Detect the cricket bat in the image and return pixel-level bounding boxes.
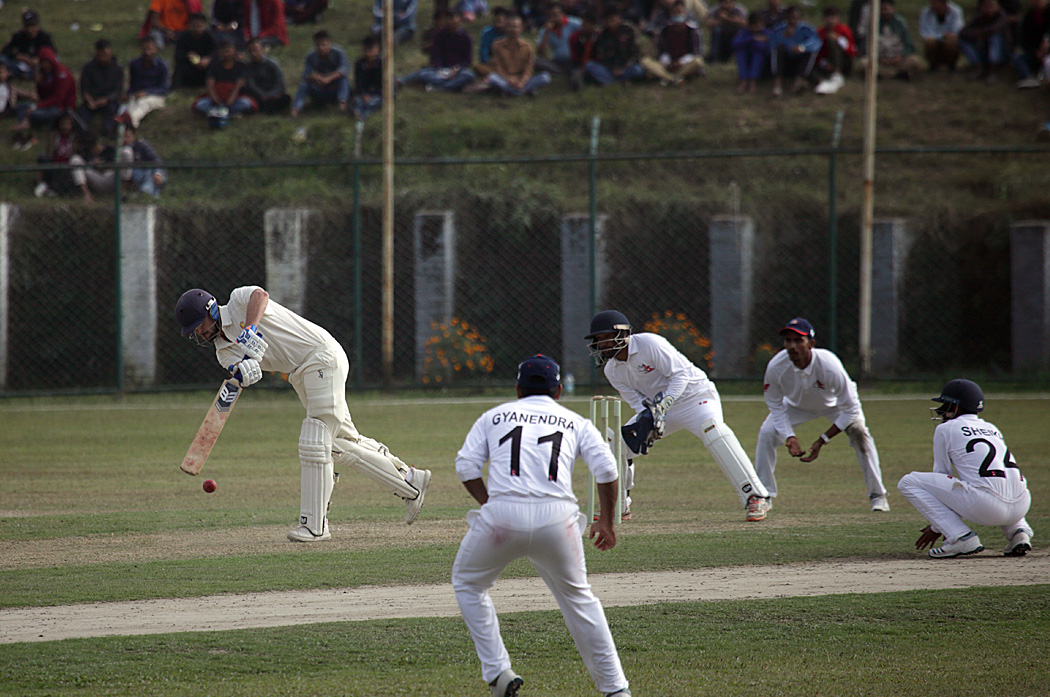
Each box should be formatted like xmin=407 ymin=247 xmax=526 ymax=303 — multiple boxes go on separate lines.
xmin=180 ymin=379 xmax=243 ymax=475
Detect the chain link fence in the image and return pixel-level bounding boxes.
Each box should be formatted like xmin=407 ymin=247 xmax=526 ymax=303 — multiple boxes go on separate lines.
xmin=0 ymin=146 xmax=1047 ymax=395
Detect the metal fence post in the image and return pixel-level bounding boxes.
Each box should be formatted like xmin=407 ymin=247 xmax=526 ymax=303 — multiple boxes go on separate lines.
xmin=588 ymin=115 xmax=600 ymax=386
xmin=353 ymin=120 xmax=364 ymax=389
xmin=114 ymin=122 xmax=125 ymax=392
xmin=828 ymin=110 xmax=843 ymax=354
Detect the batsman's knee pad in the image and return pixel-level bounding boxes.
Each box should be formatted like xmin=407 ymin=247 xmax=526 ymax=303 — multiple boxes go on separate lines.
xmin=699 ymin=418 xmax=768 ymax=502
xmin=299 ymin=417 xmax=335 ymax=535
xmin=332 ymin=436 xmax=419 ymax=500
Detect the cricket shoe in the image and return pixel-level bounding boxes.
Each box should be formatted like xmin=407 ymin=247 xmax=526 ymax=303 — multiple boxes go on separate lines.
xmin=404 ymin=467 xmax=432 ymax=525
xmin=928 ymin=531 xmax=983 ymax=558
xmin=870 ymin=494 xmax=890 ymax=512
xmin=490 ymin=668 xmax=523 ymax=697
xmin=287 ymin=519 xmax=331 ymax=542
xmin=745 ymin=495 xmax=770 ymax=522
xmin=605 ymin=690 xmax=632 ymax=696
xmin=1004 ymin=529 xmax=1032 ymax=557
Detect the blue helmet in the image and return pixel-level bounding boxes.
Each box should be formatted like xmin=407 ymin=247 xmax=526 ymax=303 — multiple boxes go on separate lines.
xmin=176 ymin=289 xmax=220 ymax=346
xmin=931 ymin=378 xmax=984 ymax=421
xmin=585 ymin=310 xmax=631 ymax=367
xmin=517 ymin=354 xmax=561 ymax=394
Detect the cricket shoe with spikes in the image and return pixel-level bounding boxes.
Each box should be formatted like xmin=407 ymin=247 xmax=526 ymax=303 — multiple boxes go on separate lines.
xmin=490 ymin=669 xmax=523 ymax=697
xmin=746 ymin=495 xmax=770 ymax=522
xmin=287 ymin=519 xmax=331 ymax=542
xmin=1004 ymin=529 xmax=1032 ymax=557
xmin=928 ymin=531 xmax=983 ymax=558
xmin=404 ymin=467 xmax=432 ymax=525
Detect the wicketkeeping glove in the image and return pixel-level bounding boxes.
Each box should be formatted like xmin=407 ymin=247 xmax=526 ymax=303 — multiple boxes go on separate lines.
xmin=622 ymin=411 xmax=658 ymax=455
xmin=230 ymin=358 xmax=262 ymax=387
xmin=643 ymin=393 xmax=675 ymax=440
xmin=236 ymin=324 xmax=268 ymax=361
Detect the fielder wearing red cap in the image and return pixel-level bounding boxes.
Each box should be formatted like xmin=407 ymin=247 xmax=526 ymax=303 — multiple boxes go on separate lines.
xmin=755 ymin=317 xmax=890 ymax=512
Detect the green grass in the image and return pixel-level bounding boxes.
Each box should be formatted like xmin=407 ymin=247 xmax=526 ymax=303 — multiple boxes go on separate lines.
xmin=1 ymin=587 xmax=1048 ymax=696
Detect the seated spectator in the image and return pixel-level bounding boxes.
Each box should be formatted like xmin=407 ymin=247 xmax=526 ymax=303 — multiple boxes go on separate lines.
xmin=1 ymin=10 xmax=55 ymax=81
xmin=920 ymin=0 xmax=964 ymax=70
xmin=642 ymin=1 xmax=706 ymax=85
xmin=372 ymin=0 xmax=419 ymax=45
xmin=706 ymin=0 xmax=748 ymax=62
xmin=856 ymin=0 xmax=923 ymax=79
xmin=814 ymin=5 xmax=855 ymax=93
xmin=732 ymin=11 xmax=772 ymax=91
xmin=535 ymin=3 xmax=583 ymax=75
xmin=34 ymin=112 xmax=92 ymax=201
xmin=400 ymin=10 xmax=477 ymax=91
xmin=76 ymin=133 xmax=118 ymax=197
xmin=514 ymin=0 xmax=546 ymax=28
xmin=193 ymin=40 xmax=257 ymax=121
xmin=1014 ymin=0 xmax=1050 ymax=86
xmin=120 ymin=125 xmax=167 ymax=198
xmin=242 ymin=0 xmax=290 ymax=47
xmin=77 ymin=40 xmax=124 ymax=137
xmin=12 ymin=47 xmax=75 ymax=132
xmin=456 ymin=0 xmax=489 ymax=22
xmin=480 ymin=14 xmax=553 ymax=94
xmin=147 ymin=0 xmax=195 ymax=48
xmin=585 ymin=7 xmax=646 ymax=84
xmin=244 ymin=37 xmax=290 ymax=112
xmin=0 ymin=63 xmax=33 ymax=126
xmin=475 ymin=6 xmax=510 ymax=76
xmin=421 ymin=8 xmax=451 ymax=59
xmin=960 ymin=0 xmax=1011 ymax=79
xmin=120 ymin=36 xmax=170 ymax=128
xmin=770 ymin=6 xmax=821 ymax=95
xmin=757 ymin=0 xmax=787 ymax=28
xmin=211 ymin=0 xmax=246 ymax=47
xmin=286 ymin=0 xmax=330 ymax=25
xmin=645 ymin=0 xmax=676 ymax=38
xmin=172 ymin=13 xmax=217 ymax=89
xmin=569 ymin=9 xmax=600 ymax=88
xmin=353 ymin=35 xmax=383 ymax=120
xmin=291 ymin=30 xmax=351 ymax=117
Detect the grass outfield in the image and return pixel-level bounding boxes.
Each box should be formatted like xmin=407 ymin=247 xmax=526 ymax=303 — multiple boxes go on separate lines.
xmin=1 ymin=391 xmax=1047 ymax=694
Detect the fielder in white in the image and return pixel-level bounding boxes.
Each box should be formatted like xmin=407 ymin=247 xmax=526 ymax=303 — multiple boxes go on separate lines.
xmin=585 ymin=310 xmax=771 ymax=522
xmin=756 ymin=317 xmax=889 ymax=512
xmin=175 ymin=286 xmax=431 ymax=542
xmin=452 ymin=354 xmax=631 ymax=697
xmin=898 ymin=378 xmax=1034 ymax=559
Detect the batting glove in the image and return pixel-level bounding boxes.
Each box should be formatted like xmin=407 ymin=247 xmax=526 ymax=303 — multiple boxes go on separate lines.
xmin=230 ymin=358 xmax=262 ymax=387
xmin=236 ymin=325 xmax=268 ymax=361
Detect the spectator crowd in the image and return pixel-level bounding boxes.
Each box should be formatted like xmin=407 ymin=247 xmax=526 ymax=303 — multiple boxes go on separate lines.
xmin=1 ymin=0 xmax=1048 ymax=199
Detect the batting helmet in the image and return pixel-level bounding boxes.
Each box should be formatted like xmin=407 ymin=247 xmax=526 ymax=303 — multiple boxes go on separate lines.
xmin=931 ymin=378 xmax=984 ymax=421
xmin=176 ymin=289 xmax=220 ymax=345
xmin=585 ymin=310 xmax=631 ymax=367
xmin=517 ymin=354 xmax=561 ymax=395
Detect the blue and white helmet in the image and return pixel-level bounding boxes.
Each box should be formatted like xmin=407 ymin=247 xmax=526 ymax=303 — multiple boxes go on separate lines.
xmin=931 ymin=378 xmax=984 ymax=421
xmin=585 ymin=310 xmax=631 ymax=367
xmin=176 ymin=288 xmax=220 ymax=346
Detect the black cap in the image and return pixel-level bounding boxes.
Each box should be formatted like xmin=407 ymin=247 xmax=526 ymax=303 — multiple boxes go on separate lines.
xmin=517 ymin=354 xmax=561 ymax=391
xmin=22 ymin=10 xmax=40 ymax=26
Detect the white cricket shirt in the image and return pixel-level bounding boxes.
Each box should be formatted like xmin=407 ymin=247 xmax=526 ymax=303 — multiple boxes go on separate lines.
xmin=455 ymin=395 xmax=619 ymax=501
xmin=762 ymin=348 xmax=863 ymax=439
xmin=602 ymin=332 xmax=714 ymax=415
xmin=933 ymin=414 xmax=1028 ymax=502
xmin=214 ymin=285 xmax=338 ymax=374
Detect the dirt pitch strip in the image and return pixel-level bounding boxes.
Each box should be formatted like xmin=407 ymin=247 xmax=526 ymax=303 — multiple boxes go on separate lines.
xmin=2 ymin=552 xmax=1047 ymax=644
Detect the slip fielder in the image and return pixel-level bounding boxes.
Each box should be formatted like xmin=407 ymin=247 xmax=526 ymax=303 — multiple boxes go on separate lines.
xmin=898 ymin=378 xmax=1034 ymax=559
xmin=585 ymin=310 xmax=771 ymax=522
xmin=175 ymin=286 xmax=431 ymax=542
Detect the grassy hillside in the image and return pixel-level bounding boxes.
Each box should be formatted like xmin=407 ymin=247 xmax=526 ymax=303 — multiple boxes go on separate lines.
xmin=1 ymin=0 xmax=1048 ymax=212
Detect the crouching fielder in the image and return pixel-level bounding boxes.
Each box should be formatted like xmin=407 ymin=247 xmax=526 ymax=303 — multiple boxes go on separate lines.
xmin=452 ymin=355 xmax=631 ymax=697
xmin=585 ymin=310 xmax=770 ymax=522
xmin=176 ymin=286 xmax=431 ymax=542
xmin=898 ymin=379 xmax=1034 ymax=559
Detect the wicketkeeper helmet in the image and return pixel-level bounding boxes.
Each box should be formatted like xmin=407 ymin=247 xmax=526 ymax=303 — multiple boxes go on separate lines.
xmin=585 ymin=310 xmax=632 ymax=367
xmin=931 ymin=378 xmax=984 ymax=420
xmin=176 ymin=289 xmax=220 ymax=345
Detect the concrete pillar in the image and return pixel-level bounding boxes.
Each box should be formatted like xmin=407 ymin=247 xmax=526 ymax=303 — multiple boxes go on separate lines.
xmin=414 ymin=211 xmax=456 ymax=379
xmin=870 ymin=218 xmax=913 ymax=373
xmin=120 ymin=206 xmax=157 ymax=387
xmin=709 ymin=215 xmax=754 ymax=378
xmin=0 ymin=204 xmax=11 ymax=389
xmin=561 ymin=214 xmax=608 ymax=383
xmin=264 ymin=209 xmax=313 ymax=315
xmin=1010 ymin=221 xmax=1050 ymax=371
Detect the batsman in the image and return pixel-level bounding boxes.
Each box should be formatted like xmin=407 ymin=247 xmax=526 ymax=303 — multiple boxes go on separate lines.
xmin=586 ymin=310 xmax=771 ymax=522
xmin=175 ymin=286 xmax=432 ymax=542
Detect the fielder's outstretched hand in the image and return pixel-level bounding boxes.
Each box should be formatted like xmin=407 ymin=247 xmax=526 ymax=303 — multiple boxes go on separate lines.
xmin=799 ymin=439 xmax=823 ymax=462
xmin=785 ymin=436 xmax=806 ymax=458
xmin=589 ymin=517 xmax=617 ymax=550
xmin=915 ymin=525 xmax=942 ymax=551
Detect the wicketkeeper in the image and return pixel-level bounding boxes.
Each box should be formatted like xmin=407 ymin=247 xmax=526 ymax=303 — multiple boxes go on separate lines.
xmin=175 ymin=286 xmax=431 ymax=542
xmin=586 ymin=310 xmax=771 ymax=522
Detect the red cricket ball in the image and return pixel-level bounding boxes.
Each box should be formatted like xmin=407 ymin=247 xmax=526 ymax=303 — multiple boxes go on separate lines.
xmin=203 ymin=479 xmax=217 ymax=493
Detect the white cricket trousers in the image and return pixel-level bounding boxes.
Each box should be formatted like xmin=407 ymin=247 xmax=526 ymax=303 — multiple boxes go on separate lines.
xmin=623 ymin=393 xmax=768 ymax=504
xmin=755 ymin=406 xmax=886 ymax=499
xmin=897 ymin=471 xmax=1033 ymax=543
xmin=451 ymin=497 xmax=629 ymax=694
